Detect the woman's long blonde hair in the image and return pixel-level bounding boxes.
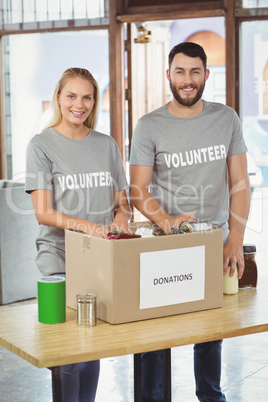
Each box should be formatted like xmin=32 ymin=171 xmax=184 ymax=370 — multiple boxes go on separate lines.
xmin=43 ymin=67 xmax=100 ymax=131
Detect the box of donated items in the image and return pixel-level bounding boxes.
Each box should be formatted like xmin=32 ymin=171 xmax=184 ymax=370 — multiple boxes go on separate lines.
xmin=65 ymin=221 xmax=223 ymax=324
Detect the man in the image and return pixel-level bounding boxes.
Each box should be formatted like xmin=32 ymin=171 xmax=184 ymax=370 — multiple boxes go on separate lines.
xmin=129 ymin=42 xmax=250 ymax=401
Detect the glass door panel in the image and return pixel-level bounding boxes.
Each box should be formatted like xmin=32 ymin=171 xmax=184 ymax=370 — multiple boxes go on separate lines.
xmin=3 ymin=29 xmax=109 ymax=180
xmin=241 ymin=20 xmax=268 ymax=186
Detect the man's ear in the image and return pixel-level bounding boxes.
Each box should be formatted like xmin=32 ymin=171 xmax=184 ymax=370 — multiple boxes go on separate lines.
xmin=166 ymin=69 xmax=170 ymax=81
xmin=205 ymin=68 xmax=210 ymax=82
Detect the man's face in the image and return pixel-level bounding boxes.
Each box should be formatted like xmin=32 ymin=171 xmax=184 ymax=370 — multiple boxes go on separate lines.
xmin=167 ymin=53 xmax=209 ymax=107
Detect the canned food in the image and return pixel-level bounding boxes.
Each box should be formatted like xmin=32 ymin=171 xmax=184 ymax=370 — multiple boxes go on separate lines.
xmin=76 ymin=293 xmax=97 ymax=326
xmin=152 ymin=225 xmax=166 ymax=236
xmin=179 ymin=221 xmax=213 ymax=233
xmin=169 ymin=227 xmax=184 ymax=235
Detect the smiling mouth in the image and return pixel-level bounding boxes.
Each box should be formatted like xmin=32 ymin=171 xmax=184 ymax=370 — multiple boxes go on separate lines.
xmin=71 ymin=111 xmax=84 ymax=116
xmin=181 ymin=87 xmax=196 ymax=92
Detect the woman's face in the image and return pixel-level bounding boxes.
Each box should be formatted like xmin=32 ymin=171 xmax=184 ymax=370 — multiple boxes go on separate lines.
xmin=58 ymin=77 xmax=95 ymax=127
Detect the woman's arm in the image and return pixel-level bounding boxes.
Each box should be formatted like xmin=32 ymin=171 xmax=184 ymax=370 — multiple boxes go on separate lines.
xmin=31 ymin=189 xmax=109 ymax=238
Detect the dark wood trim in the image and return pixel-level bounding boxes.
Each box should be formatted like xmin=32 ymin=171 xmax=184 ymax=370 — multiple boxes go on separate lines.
xmin=118 ymin=2 xmax=224 ymax=23
xmin=235 ymin=15 xmax=240 ymax=117
xmin=109 ymin=0 xmax=126 ymax=163
xmin=122 ymin=1 xmax=223 ymax=14
xmin=235 ymin=15 xmax=268 ymax=22
xmin=224 ymin=0 xmax=236 ymax=111
xmin=126 ymin=23 xmax=133 ymax=160
xmin=117 ymin=9 xmax=224 ymax=23
xmin=127 ymin=0 xmax=219 ymax=5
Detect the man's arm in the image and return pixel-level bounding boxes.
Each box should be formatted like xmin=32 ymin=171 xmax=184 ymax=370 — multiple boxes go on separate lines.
xmin=111 ymin=189 xmax=132 ymax=233
xmin=225 ymin=153 xmax=251 ymax=279
xmin=130 ymin=165 xmax=194 ymax=234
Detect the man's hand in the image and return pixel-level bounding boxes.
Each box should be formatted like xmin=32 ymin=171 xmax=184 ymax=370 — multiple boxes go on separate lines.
xmin=160 ymin=213 xmax=196 ymax=234
xmin=223 ymin=234 xmax=244 ymax=279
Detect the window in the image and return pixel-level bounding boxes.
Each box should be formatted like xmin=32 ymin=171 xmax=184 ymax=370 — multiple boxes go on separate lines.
xmin=1 ymin=0 xmax=106 ymax=25
xmin=240 ymin=20 xmax=268 ymax=185
xmin=3 ymin=30 xmax=109 ymax=180
xmin=242 ymin=0 xmax=268 ymax=8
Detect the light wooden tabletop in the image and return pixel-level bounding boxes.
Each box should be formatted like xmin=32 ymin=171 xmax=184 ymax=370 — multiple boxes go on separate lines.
xmin=1 ymin=278 xmax=268 ymax=369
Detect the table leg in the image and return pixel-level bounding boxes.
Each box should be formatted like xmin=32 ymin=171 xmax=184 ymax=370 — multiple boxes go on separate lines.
xmin=134 ymin=354 xmax=142 ymax=401
xmin=134 ymin=349 xmax=171 ymax=402
xmin=165 ymin=348 xmax=172 ymax=401
xmin=49 ymin=366 xmax=62 ymax=402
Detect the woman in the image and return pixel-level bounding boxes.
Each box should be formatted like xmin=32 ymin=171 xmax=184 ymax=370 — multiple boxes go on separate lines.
xmin=25 ymin=68 xmax=131 ymax=401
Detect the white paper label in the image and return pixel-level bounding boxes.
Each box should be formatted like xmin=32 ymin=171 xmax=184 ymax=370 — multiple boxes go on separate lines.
xmin=140 ymin=246 xmax=205 ymax=309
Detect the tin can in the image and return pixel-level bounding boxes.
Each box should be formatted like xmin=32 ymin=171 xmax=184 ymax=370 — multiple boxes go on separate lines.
xmin=169 ymin=227 xmax=184 ymax=235
xmin=179 ymin=221 xmax=213 ymax=233
xmin=76 ymin=293 xmax=96 ymax=326
xmin=152 ymin=225 xmax=166 ymax=236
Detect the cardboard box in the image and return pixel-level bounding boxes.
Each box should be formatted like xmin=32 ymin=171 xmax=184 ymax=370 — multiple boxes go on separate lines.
xmin=65 ymin=222 xmax=223 ymax=324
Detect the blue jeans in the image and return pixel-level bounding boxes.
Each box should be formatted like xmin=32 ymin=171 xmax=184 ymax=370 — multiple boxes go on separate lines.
xmin=61 ymin=360 xmax=100 ymax=402
xmin=141 ymin=350 xmax=166 ymax=402
xmin=51 ymin=274 xmax=100 ymax=401
xmin=141 ymin=342 xmax=226 ymax=402
xmin=194 ymin=341 xmax=226 ymax=401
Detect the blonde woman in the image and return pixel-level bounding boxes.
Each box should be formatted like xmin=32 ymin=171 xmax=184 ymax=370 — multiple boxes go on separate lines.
xmin=26 ymin=68 xmax=131 ymax=401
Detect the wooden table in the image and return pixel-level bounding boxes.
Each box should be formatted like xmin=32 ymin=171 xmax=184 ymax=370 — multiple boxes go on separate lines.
xmin=1 ymin=279 xmax=268 ymax=401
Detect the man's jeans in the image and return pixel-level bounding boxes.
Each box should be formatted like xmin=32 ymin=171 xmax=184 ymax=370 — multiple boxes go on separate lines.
xmin=141 ymin=341 xmax=226 ymax=402
xmin=194 ymin=341 xmax=226 ymax=401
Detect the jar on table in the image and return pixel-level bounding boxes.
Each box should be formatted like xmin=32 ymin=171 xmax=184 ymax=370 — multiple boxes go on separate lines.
xmin=76 ymin=293 xmax=97 ymax=326
xmin=239 ymin=244 xmax=257 ymax=288
xmin=223 ymin=264 xmax=238 ymax=295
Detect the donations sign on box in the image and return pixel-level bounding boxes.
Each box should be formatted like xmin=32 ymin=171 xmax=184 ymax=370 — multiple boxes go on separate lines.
xmin=140 ymin=246 xmax=205 ymax=309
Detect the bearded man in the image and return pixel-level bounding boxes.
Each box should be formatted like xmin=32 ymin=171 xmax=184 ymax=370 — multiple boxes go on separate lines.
xmin=129 ymin=42 xmax=250 ymax=402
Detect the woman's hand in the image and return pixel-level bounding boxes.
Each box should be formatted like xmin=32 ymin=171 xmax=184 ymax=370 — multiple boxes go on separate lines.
xmin=110 ymin=221 xmax=133 ymax=234
xmin=85 ymin=223 xmax=110 ymax=238
xmin=111 ymin=212 xmax=134 ymax=234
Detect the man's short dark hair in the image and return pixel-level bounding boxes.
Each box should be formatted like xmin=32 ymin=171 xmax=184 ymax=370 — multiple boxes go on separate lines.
xmin=168 ymin=42 xmax=207 ymax=71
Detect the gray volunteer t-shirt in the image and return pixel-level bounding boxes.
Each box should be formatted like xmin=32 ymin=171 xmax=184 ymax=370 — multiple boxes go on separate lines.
xmin=26 ymin=128 xmax=128 ymax=275
xmin=130 ymin=100 xmax=247 ymax=240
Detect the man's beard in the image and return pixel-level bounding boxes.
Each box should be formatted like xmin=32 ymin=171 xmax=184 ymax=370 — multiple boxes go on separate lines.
xmin=169 ymin=79 xmax=205 ymax=107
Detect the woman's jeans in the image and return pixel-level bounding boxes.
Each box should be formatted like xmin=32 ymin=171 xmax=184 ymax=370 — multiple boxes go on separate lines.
xmin=61 ymin=360 xmax=100 ymax=402
xmin=141 ymin=341 xmax=226 ymax=402
xmin=51 ymin=274 xmax=100 ymax=402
